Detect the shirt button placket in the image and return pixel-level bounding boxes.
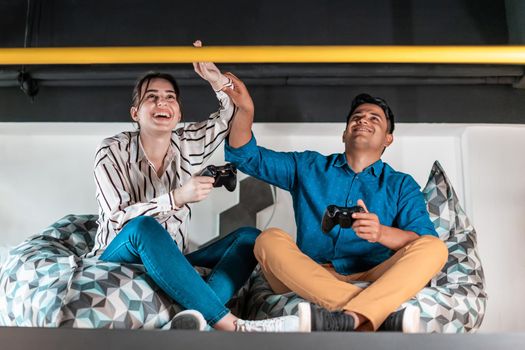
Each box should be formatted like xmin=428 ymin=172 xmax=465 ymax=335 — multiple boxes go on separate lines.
xmin=346 ymin=173 xmax=357 ymax=207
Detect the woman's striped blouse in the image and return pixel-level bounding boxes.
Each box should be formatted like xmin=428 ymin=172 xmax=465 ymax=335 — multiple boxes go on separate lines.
xmin=89 ymin=91 xmax=235 ymax=257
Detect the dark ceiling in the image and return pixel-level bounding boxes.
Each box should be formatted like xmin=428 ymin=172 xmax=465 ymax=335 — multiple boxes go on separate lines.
xmin=1 ymin=0 xmax=524 ymax=123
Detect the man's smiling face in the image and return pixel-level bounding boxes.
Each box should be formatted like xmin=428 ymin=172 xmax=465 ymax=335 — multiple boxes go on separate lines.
xmin=343 ymin=103 xmax=393 ymax=153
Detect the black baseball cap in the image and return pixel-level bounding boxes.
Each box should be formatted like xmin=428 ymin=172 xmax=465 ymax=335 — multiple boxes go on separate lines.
xmin=346 ymin=93 xmax=395 ymax=133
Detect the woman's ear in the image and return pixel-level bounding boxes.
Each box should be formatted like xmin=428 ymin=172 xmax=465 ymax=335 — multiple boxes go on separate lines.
xmin=130 ymin=106 xmax=138 ymax=121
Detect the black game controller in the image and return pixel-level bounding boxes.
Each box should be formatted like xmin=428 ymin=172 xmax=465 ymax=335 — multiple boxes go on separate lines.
xmin=321 ymin=205 xmax=366 ymax=233
xmin=197 ymin=163 xmax=237 ymax=192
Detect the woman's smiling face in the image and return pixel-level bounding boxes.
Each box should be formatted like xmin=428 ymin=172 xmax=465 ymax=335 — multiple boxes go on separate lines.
xmin=131 ymin=78 xmax=181 ymax=135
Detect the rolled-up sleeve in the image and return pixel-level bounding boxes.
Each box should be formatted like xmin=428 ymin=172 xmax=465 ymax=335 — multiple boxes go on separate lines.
xmin=178 ymin=90 xmax=235 ymax=171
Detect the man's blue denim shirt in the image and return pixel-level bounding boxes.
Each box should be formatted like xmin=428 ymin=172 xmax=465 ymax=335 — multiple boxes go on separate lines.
xmin=225 ymin=135 xmax=438 ymax=275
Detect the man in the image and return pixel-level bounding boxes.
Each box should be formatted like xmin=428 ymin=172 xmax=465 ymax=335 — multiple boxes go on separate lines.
xmin=222 ymin=73 xmax=448 ymax=332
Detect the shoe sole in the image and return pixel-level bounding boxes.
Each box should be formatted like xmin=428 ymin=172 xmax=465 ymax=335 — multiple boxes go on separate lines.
xmin=297 ymin=302 xmax=312 ymax=333
xmin=172 ymin=309 xmax=207 ymax=331
xmin=402 ymin=305 xmax=421 ymax=333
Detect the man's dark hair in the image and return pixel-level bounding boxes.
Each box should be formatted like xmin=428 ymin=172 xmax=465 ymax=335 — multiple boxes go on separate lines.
xmin=346 ymin=93 xmax=395 ymax=134
xmin=132 ymin=72 xmax=182 ymax=111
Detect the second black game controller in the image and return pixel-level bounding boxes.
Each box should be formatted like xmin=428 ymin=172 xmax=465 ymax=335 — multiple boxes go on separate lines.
xmin=321 ymin=205 xmax=365 ymax=233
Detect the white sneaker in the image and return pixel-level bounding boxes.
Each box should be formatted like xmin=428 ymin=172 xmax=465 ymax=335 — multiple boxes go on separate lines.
xmin=167 ymin=309 xmax=207 ymax=331
xmin=235 ymin=315 xmax=310 ymax=332
xmin=400 ymin=305 xmax=421 ymax=333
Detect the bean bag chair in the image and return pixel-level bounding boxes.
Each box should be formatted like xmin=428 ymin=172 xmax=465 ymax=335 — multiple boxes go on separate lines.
xmin=0 ymin=215 xmax=187 ymax=328
xmin=238 ymin=161 xmax=487 ymax=333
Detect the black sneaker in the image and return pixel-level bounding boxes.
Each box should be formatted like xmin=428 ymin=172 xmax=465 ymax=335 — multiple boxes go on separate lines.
xmin=298 ymin=302 xmax=356 ymax=332
xmin=378 ymin=305 xmax=420 ymax=333
xmin=167 ymin=310 xmax=207 ymax=330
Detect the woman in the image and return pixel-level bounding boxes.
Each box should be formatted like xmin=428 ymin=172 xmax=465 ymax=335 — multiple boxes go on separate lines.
xmin=90 ymin=50 xmax=307 ymax=332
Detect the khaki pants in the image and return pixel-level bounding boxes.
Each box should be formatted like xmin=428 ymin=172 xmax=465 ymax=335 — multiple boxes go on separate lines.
xmin=254 ymin=228 xmax=448 ymax=330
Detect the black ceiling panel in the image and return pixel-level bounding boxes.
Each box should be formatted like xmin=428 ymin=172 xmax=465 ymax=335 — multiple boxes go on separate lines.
xmin=0 ymin=0 xmax=523 ymax=124
xmin=0 ymin=0 xmax=510 ymax=47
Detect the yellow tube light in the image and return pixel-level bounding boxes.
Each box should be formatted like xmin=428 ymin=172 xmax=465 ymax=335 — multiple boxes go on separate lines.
xmin=1 ymin=46 xmax=525 ymax=65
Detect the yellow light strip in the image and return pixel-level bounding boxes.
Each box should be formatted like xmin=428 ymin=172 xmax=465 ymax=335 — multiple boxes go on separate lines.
xmin=1 ymin=46 xmax=525 ymax=65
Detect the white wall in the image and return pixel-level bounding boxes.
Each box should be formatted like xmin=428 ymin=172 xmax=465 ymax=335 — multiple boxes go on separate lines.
xmin=462 ymin=126 xmax=525 ymax=332
xmin=1 ymin=122 xmax=524 ymax=332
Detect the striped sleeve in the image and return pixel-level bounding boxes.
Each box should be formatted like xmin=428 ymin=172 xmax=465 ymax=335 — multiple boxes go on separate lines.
xmin=180 ymin=90 xmax=236 ymax=168
xmin=94 ymin=146 xmax=180 ymax=232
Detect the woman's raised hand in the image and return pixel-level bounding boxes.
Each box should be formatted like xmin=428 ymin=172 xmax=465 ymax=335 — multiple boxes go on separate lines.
xmin=193 ymin=40 xmax=232 ymax=91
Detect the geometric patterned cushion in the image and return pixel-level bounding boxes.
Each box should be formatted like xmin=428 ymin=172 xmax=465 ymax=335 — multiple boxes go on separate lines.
xmin=0 ymin=235 xmax=79 ymax=327
xmin=56 ymin=258 xmax=183 ymax=328
xmin=38 ymin=215 xmax=99 ymax=257
xmin=418 ymin=161 xmax=486 ymax=332
xmin=237 ymin=161 xmax=487 ymax=333
xmin=0 ymin=215 xmax=184 ymax=328
xmin=423 ymin=161 xmax=486 ymax=290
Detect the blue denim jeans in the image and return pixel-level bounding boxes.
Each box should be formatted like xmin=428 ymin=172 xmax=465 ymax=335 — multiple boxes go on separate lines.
xmin=100 ymin=216 xmax=260 ymax=326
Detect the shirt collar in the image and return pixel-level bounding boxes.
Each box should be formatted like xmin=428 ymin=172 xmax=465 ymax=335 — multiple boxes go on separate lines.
xmin=334 ymin=153 xmax=383 ymax=178
xmin=164 ymin=139 xmax=177 ymax=163
xmin=129 ymin=133 xmax=143 ymax=163
xmin=334 ymin=153 xmax=348 ymax=168
xmin=366 ymin=159 xmax=384 ymax=177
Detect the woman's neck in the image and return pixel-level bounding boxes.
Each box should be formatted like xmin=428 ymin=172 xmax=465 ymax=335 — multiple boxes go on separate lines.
xmin=139 ymin=131 xmax=171 ymax=172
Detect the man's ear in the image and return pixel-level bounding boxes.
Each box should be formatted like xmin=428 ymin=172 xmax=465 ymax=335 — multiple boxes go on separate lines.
xmin=342 ymin=129 xmax=347 ymax=143
xmin=130 ymin=106 xmax=138 ymax=121
xmin=384 ymin=133 xmax=394 ymax=148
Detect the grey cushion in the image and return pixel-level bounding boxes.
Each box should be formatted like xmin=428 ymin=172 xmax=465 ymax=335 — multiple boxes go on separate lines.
xmin=0 ymin=215 xmax=184 ymax=328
